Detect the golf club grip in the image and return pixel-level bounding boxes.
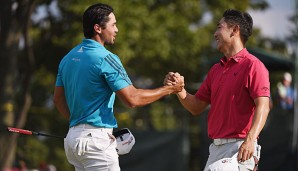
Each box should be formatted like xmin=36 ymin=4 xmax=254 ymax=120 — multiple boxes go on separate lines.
xmin=7 ymin=127 xmax=34 ymax=135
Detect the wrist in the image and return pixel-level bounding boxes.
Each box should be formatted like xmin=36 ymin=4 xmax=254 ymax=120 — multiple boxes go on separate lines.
xmin=176 ymin=88 xmax=187 ymax=99
xmin=163 ymin=85 xmax=177 ymax=95
xmin=245 ymin=132 xmax=257 ymax=142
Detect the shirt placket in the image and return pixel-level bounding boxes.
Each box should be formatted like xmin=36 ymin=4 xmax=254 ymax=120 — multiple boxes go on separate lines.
xmin=213 ymin=61 xmax=231 ymax=99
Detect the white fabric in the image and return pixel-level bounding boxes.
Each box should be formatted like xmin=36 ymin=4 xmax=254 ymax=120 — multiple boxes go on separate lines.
xmin=64 ymin=124 xmax=120 ymax=171
xmin=207 ymin=154 xmax=239 ymax=171
xmin=114 ymin=128 xmax=135 ymax=155
xmin=204 ymin=141 xmax=261 ymax=171
xmin=213 ymin=138 xmax=240 ymax=145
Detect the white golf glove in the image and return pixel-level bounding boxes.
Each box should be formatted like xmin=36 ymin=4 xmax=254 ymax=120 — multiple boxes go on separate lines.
xmin=75 ymin=138 xmax=90 ymax=156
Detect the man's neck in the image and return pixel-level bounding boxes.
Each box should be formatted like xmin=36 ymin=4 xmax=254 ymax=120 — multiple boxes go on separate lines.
xmin=91 ymin=35 xmax=105 ymax=46
xmin=224 ymin=41 xmax=245 ymax=59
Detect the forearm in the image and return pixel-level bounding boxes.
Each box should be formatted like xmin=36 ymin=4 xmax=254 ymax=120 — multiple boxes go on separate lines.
xmin=238 ymin=97 xmax=270 ymax=162
xmin=176 ymin=89 xmax=208 ymax=115
xmin=117 ymin=85 xmax=178 ymax=108
xmin=129 ymin=86 xmax=175 ymax=107
xmin=55 ymin=100 xmax=70 ymax=119
xmin=246 ymin=98 xmax=270 ymax=141
xmin=53 ymin=87 xmax=70 ymax=119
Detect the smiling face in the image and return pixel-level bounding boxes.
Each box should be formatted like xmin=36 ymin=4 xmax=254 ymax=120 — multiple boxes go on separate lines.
xmin=96 ymin=12 xmax=118 ymax=45
xmin=214 ymin=18 xmax=234 ymax=54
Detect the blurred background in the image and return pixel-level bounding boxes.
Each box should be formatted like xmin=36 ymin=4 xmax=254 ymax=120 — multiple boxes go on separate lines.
xmin=0 ymin=0 xmax=297 ymax=170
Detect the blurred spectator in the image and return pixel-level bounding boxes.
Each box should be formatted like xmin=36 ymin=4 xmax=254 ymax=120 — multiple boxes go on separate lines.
xmin=19 ymin=160 xmax=27 ymax=171
xmin=276 ymin=72 xmax=294 ymax=110
xmin=39 ymin=162 xmax=56 ymax=171
xmin=3 ymin=160 xmax=27 ymax=171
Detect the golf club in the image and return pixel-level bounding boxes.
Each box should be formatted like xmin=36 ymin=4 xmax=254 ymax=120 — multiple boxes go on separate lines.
xmin=7 ymin=127 xmax=65 ymax=139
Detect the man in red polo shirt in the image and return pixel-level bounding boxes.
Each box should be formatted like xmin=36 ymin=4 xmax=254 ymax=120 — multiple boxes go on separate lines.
xmin=164 ymin=9 xmax=270 ymax=171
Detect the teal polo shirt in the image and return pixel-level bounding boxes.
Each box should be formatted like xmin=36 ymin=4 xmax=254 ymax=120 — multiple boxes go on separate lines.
xmin=55 ymin=39 xmax=132 ymax=128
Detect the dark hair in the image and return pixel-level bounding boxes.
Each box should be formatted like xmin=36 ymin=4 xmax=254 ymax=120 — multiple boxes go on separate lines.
xmin=83 ymin=3 xmax=114 ymax=38
xmin=223 ymin=9 xmax=253 ymax=44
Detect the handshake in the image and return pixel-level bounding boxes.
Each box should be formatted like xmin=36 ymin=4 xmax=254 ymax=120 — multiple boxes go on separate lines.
xmin=163 ymin=72 xmax=185 ymax=94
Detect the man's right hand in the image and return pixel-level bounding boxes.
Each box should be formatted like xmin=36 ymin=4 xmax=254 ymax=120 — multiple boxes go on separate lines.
xmin=164 ymin=72 xmax=185 ymax=94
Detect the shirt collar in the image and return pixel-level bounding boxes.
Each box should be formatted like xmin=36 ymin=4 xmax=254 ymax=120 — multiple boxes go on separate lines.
xmin=82 ymin=38 xmax=104 ymax=48
xmin=220 ymin=48 xmax=248 ymax=66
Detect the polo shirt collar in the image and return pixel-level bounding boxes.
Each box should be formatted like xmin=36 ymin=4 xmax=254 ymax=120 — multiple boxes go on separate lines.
xmin=82 ymin=38 xmax=105 ymax=48
xmin=220 ymin=48 xmax=248 ymax=65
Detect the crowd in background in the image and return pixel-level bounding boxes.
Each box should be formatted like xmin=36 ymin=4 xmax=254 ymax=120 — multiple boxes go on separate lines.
xmin=275 ymin=72 xmax=295 ymax=111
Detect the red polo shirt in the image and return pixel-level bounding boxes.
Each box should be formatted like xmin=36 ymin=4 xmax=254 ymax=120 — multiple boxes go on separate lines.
xmin=195 ymin=48 xmax=270 ymax=139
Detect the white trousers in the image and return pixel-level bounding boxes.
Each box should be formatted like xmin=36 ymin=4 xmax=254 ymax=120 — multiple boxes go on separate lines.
xmin=204 ymin=140 xmax=261 ymax=171
xmin=64 ymin=124 xmax=120 ymax=171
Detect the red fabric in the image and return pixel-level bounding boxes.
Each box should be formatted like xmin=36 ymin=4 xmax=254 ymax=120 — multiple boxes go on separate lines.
xmin=196 ymin=48 xmax=270 ymax=139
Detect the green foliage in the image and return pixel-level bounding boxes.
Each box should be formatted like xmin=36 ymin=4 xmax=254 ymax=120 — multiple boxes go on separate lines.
xmin=113 ymin=0 xmax=206 ymax=80
xmin=30 ymin=67 xmax=56 ymax=106
xmin=150 ymin=101 xmax=180 ymax=130
xmin=206 ymin=0 xmax=250 ymax=20
xmin=49 ymin=146 xmax=73 ymax=170
xmin=18 ymin=137 xmax=49 ymax=168
xmin=249 ymin=0 xmax=269 ymax=10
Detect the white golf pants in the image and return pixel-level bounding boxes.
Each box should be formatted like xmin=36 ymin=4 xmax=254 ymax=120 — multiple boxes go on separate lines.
xmin=64 ymin=124 xmax=120 ymax=171
xmin=204 ymin=139 xmax=261 ymax=171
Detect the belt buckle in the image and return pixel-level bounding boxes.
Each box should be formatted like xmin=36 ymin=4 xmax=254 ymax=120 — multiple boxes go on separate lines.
xmin=214 ymin=139 xmax=222 ymax=145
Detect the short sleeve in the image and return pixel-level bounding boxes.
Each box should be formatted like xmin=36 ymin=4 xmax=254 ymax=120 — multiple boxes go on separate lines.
xmin=101 ymin=54 xmax=132 ymax=92
xmin=246 ymin=60 xmax=270 ymax=99
xmin=55 ymin=64 xmax=64 ymax=87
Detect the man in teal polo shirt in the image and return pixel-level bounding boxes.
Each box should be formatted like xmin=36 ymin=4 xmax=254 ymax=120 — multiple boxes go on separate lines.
xmin=53 ymin=3 xmax=184 ymax=171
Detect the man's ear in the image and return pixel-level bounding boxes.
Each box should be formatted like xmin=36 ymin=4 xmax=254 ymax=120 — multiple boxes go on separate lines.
xmin=231 ymin=25 xmax=240 ymax=37
xmin=94 ymin=24 xmax=102 ymax=34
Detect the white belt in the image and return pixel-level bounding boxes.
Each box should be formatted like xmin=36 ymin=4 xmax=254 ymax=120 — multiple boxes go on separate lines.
xmin=70 ymin=124 xmax=113 ymax=133
xmin=213 ymin=138 xmax=242 ymax=145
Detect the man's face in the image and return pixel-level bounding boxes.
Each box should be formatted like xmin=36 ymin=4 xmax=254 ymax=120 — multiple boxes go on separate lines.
xmin=283 ymin=79 xmax=291 ymax=87
xmin=101 ymin=13 xmax=118 ymax=45
xmin=214 ymin=18 xmax=233 ymax=53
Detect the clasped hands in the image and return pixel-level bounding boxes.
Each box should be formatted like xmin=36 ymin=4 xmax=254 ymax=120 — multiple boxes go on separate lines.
xmin=164 ymin=72 xmax=185 ymax=94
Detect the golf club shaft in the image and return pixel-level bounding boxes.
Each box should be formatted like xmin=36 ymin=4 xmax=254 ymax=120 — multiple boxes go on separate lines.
xmin=7 ymin=127 xmax=64 ymax=139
